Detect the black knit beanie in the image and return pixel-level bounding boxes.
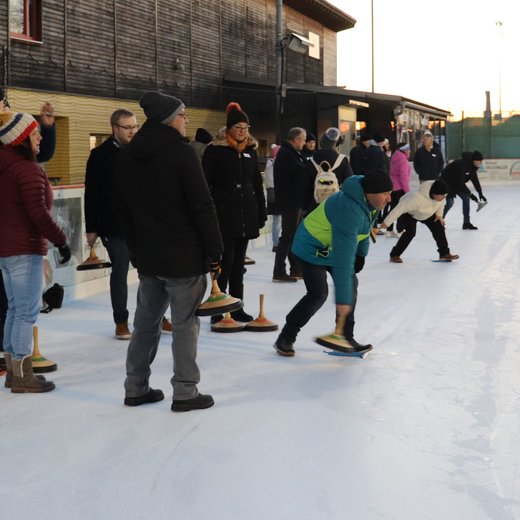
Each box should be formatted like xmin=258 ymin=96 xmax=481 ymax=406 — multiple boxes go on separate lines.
xmin=226 ymin=102 xmax=249 ymax=129
xmin=140 ymin=91 xmax=185 ymax=124
xmin=472 ymin=150 xmax=483 ymax=161
xmin=429 ymin=179 xmax=448 ymax=197
xmin=195 ymin=128 xmax=213 ymax=144
xmin=362 ymin=170 xmax=393 ymax=193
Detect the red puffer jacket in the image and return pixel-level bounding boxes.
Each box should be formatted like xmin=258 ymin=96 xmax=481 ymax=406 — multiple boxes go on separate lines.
xmin=0 ymin=146 xmax=66 ymax=256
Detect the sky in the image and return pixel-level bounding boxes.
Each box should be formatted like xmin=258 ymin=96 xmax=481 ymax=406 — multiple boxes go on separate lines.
xmin=3 ymin=182 xmax=520 ymax=520
xmin=329 ymin=0 xmax=520 ymax=120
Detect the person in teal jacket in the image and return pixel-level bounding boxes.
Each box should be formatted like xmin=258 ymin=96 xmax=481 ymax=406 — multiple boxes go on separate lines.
xmin=274 ymin=171 xmax=393 ymax=357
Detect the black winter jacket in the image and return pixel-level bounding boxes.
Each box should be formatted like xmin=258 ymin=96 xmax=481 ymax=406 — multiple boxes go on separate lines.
xmin=274 ymin=141 xmax=308 ymax=211
xmin=413 ymin=143 xmax=444 ymax=181
xmin=440 ymin=152 xmax=483 ymax=198
xmin=115 ymin=121 xmax=223 ymax=278
xmin=84 ymin=137 xmax=123 ymax=237
xmin=202 ymin=128 xmax=266 ymax=240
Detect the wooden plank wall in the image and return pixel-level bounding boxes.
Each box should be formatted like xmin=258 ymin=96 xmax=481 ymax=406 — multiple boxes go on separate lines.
xmin=3 ymin=1 xmax=336 ymax=106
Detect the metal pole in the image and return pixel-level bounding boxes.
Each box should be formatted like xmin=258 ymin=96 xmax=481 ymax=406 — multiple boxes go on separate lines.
xmin=371 ymin=0 xmax=374 ymax=93
xmin=496 ymin=21 xmax=503 ymax=118
xmin=275 ymin=0 xmax=283 ymax=144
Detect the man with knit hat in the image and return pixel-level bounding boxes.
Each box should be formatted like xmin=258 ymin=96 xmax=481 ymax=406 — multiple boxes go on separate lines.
xmin=381 ymin=179 xmax=459 ymax=263
xmin=115 ymin=91 xmax=223 ymax=412
xmin=440 ymin=150 xmax=487 ymax=230
xmin=274 ymin=171 xmax=392 ymax=357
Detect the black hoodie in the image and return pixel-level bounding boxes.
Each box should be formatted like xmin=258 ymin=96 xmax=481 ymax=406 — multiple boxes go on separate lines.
xmin=440 ymin=152 xmax=483 ymax=198
xmin=115 ymin=121 xmax=223 ymax=278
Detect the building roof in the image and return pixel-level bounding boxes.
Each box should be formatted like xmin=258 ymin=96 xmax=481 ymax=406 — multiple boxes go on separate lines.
xmin=284 ymin=0 xmax=356 ymax=32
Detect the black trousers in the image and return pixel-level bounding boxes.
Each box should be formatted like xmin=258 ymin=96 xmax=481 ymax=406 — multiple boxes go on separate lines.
xmin=101 ymin=235 xmax=130 ymax=324
xmin=280 ymin=259 xmax=358 ymax=341
xmin=273 ymin=208 xmax=301 ymax=276
xmin=219 ymin=237 xmax=249 ymax=300
xmin=390 ymin=213 xmax=449 ymax=258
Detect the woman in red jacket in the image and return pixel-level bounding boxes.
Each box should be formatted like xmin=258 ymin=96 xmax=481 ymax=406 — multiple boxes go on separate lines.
xmin=0 ymin=111 xmax=70 ymax=393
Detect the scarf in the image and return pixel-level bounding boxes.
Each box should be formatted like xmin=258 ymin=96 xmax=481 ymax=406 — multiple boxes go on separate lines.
xmin=226 ymin=131 xmax=248 ymax=153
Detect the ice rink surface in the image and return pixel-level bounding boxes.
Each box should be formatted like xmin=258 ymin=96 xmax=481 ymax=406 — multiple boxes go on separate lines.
xmin=2 ymin=184 xmax=520 ymax=520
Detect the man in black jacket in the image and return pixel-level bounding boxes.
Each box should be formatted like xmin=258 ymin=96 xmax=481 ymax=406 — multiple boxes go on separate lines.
xmin=116 ymin=91 xmax=223 ymax=412
xmin=440 ymin=151 xmax=486 ymax=230
xmin=273 ymin=127 xmax=308 ymax=282
xmin=413 ymin=131 xmax=445 ymax=183
xmin=84 ymin=109 xmax=142 ymax=340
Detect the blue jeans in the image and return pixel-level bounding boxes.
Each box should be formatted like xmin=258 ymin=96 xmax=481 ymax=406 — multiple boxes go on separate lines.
xmin=101 ymin=235 xmax=130 ymax=324
xmin=444 ymin=192 xmax=470 ymax=223
xmin=124 ymin=273 xmax=207 ymax=400
xmin=0 ymin=255 xmax=43 ymax=359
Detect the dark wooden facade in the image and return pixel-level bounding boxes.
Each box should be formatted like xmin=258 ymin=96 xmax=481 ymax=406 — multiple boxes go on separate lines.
xmin=0 ymin=1 xmax=353 ymax=111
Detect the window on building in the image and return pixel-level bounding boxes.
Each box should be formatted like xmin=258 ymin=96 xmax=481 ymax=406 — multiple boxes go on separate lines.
xmin=9 ymin=0 xmax=42 ymax=42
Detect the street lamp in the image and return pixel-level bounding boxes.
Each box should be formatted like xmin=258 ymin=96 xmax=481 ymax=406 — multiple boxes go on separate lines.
xmin=274 ymin=0 xmax=312 ymax=143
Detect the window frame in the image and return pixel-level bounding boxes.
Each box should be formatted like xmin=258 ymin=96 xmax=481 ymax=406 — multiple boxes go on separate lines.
xmin=9 ymin=0 xmax=42 ymax=43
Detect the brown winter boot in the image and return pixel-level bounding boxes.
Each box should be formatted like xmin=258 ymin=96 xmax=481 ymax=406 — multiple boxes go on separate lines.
xmin=4 ymin=352 xmax=46 ymax=389
xmin=11 ymin=355 xmax=55 ymax=393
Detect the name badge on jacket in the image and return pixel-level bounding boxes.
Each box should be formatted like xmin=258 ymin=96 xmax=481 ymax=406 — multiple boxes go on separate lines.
xmin=243 ymin=153 xmax=251 ymax=158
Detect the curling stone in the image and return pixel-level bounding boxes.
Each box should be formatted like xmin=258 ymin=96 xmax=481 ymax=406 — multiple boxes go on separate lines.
xmin=196 ymin=276 xmax=243 ymax=317
xmin=210 ymin=312 xmax=245 ymax=333
xmin=76 ymin=245 xmax=111 ymax=271
xmin=32 ymin=326 xmax=58 ymax=373
xmin=315 ymin=314 xmax=354 ymax=353
xmin=244 ymin=294 xmax=278 ymax=332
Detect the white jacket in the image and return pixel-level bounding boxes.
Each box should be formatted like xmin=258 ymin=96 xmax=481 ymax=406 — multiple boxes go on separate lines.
xmin=383 ymin=180 xmax=445 ymax=226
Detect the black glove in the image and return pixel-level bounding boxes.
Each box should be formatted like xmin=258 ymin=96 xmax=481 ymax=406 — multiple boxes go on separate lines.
xmin=470 ymin=194 xmax=479 ymax=203
xmin=354 ymin=255 xmax=365 ymax=274
xmin=205 ymin=258 xmax=222 ymax=280
xmin=56 ymin=244 xmax=71 ymax=264
xmin=480 ymin=195 xmax=487 ymax=202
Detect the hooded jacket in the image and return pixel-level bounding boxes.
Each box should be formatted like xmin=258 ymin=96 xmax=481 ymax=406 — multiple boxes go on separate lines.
xmin=115 ymin=121 xmax=223 ymax=278
xmin=440 ymin=152 xmax=483 ymax=197
xmin=0 ymin=146 xmax=66 ymax=257
xmin=202 ymin=128 xmax=266 ymax=239
xmin=383 ymin=180 xmax=445 ymax=226
xmin=291 ymin=176 xmax=376 ymax=305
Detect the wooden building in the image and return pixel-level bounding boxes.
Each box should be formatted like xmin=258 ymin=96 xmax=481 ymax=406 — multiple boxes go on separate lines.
xmin=0 ymin=0 xmax=356 ymax=184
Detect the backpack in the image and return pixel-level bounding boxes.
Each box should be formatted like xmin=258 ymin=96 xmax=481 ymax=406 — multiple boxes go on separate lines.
xmin=311 ymin=154 xmax=345 ymax=203
xmin=41 ymin=283 xmax=64 ymax=314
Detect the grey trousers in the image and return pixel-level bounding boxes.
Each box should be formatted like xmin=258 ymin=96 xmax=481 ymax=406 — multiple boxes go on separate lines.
xmin=124 ymin=273 xmax=207 ymax=400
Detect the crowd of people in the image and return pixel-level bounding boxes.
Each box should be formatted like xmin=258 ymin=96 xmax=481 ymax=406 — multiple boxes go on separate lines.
xmin=0 ymin=89 xmax=488 ymax=411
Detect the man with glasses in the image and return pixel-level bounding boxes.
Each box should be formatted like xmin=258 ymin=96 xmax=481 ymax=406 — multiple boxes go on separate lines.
xmin=84 ymin=109 xmax=172 ymax=339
